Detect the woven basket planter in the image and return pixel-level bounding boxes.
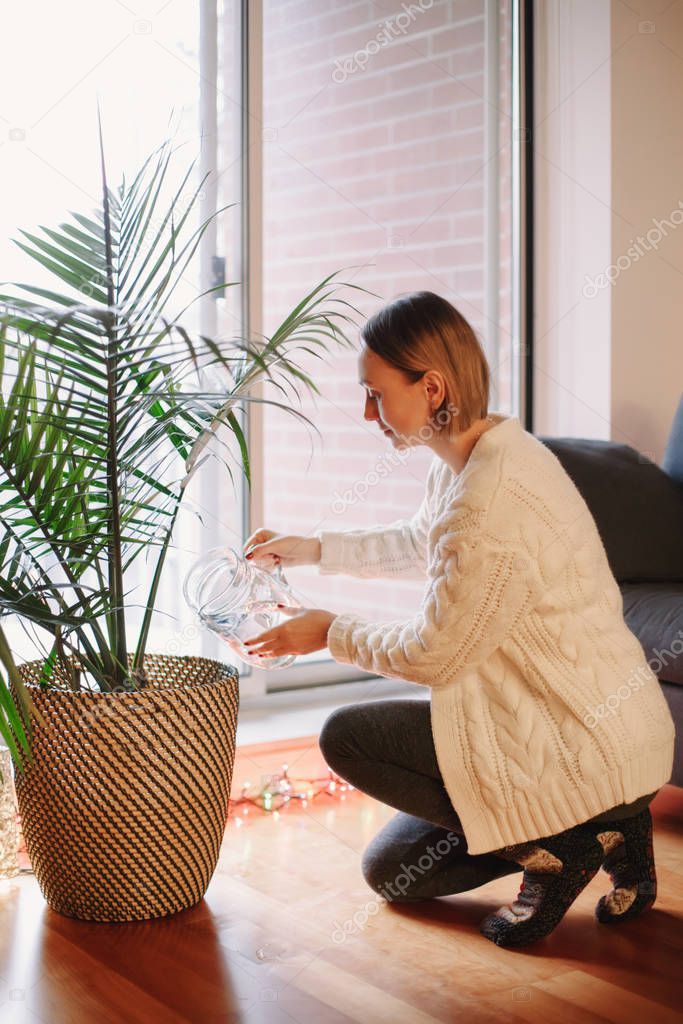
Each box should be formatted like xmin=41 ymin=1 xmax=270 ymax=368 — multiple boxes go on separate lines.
xmin=11 ymin=654 xmax=239 ymax=923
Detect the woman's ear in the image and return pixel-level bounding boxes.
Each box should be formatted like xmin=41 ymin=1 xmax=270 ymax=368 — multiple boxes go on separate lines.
xmin=423 ymin=370 xmax=445 ymax=408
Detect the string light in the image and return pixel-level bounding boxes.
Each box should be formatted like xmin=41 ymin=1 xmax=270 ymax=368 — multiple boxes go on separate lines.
xmin=229 ymin=765 xmax=355 ymax=819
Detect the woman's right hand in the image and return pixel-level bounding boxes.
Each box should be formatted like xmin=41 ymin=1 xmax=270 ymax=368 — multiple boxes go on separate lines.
xmin=242 ymin=529 xmax=321 ymax=569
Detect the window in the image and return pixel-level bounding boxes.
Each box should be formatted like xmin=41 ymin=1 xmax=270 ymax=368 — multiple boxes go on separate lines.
xmin=228 ymin=0 xmax=522 ymax=694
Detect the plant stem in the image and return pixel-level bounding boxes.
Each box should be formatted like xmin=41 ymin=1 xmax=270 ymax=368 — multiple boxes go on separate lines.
xmin=98 ymin=109 xmax=128 ymax=689
xmin=132 ymin=494 xmax=182 ymax=678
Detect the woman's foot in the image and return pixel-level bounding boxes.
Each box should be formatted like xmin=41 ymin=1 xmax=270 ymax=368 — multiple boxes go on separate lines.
xmin=579 ymin=807 xmax=657 ymax=924
xmin=478 ymin=826 xmax=604 ymax=948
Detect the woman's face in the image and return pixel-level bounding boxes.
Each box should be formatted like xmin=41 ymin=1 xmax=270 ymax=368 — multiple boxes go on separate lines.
xmin=358 ymin=346 xmax=435 ymax=448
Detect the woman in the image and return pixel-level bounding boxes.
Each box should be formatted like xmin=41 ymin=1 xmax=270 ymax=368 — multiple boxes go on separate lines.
xmin=242 ymin=290 xmax=675 ymax=948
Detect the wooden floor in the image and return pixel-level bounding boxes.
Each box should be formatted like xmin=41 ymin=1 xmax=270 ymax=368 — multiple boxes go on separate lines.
xmin=1 ymin=735 xmax=682 ymax=1024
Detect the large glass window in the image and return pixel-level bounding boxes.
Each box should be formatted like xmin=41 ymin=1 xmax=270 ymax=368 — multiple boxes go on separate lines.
xmin=251 ymin=0 xmax=517 ymax=689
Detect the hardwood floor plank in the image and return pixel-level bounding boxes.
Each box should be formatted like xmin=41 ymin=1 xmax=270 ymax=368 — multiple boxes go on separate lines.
xmin=533 ymin=969 xmax=683 ymax=1024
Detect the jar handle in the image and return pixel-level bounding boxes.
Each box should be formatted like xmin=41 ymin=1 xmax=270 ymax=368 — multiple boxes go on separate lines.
xmin=271 ymin=558 xmax=300 ymax=606
xmin=260 ymin=556 xmax=299 ymax=605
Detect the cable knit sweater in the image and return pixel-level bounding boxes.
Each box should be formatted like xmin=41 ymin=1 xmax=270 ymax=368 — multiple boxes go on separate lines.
xmin=314 ymin=415 xmax=676 ymax=855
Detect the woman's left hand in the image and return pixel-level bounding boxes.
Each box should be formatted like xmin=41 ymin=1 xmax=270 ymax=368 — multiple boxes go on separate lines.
xmin=243 ymin=606 xmax=337 ymax=659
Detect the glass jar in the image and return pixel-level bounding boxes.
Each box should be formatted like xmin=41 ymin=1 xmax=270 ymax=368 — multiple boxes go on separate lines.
xmin=183 ymin=546 xmax=302 ymax=669
xmin=0 ymin=746 xmax=19 ymax=880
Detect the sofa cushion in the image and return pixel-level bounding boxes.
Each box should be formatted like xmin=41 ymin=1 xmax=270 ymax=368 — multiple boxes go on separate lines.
xmin=621 ymin=583 xmax=683 ymax=685
xmin=540 ymin=438 xmax=683 ymax=583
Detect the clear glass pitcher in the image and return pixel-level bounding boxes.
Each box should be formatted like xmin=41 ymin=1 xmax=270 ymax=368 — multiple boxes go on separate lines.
xmin=183 ymin=546 xmax=302 ymax=669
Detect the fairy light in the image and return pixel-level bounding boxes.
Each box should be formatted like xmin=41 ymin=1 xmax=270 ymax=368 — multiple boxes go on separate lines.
xmin=229 ymin=763 xmax=355 ymax=819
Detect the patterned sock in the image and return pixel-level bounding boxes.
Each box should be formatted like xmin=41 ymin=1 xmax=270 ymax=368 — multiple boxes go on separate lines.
xmin=578 ymin=807 xmax=657 ymax=924
xmin=478 ymin=825 xmax=604 ymax=948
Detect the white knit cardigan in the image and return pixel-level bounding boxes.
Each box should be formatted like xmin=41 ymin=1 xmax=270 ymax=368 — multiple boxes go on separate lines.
xmin=315 ymin=415 xmax=676 ymax=855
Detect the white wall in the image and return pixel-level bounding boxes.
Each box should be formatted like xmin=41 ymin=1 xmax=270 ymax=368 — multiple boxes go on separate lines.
xmin=533 ymin=0 xmax=612 ymax=440
xmin=610 ymin=0 xmax=683 ymax=462
xmin=534 ymin=0 xmax=683 ymax=462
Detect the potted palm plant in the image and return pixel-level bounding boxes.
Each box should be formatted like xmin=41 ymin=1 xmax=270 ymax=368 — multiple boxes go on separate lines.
xmin=0 ymin=121 xmax=368 ymax=921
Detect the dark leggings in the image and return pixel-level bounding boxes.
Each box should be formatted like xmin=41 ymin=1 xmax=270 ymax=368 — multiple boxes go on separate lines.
xmin=318 ymin=698 xmax=658 ymax=902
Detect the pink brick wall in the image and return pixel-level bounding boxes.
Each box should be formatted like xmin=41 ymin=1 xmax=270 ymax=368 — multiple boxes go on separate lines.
xmin=258 ymin=0 xmax=514 ymax=637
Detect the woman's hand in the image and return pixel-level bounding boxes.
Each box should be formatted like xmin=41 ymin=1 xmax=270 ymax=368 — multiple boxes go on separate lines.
xmin=243 ymin=529 xmax=321 ymax=569
xmin=243 ymin=606 xmax=336 ymax=659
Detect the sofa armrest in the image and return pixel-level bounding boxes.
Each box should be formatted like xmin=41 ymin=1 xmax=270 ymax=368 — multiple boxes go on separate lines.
xmin=663 ymin=394 xmax=683 ymax=486
xmin=539 ymin=436 xmax=683 ymax=583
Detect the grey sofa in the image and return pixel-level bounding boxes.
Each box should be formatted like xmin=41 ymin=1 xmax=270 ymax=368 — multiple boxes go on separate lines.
xmin=539 ymin=396 xmax=683 ymax=788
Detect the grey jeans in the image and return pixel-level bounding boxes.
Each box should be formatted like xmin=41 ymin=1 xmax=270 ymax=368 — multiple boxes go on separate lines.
xmin=318 ymin=698 xmax=659 ymax=902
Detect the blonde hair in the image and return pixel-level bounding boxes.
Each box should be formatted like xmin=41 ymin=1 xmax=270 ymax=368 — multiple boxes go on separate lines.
xmin=360 ymin=291 xmax=490 ymax=437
